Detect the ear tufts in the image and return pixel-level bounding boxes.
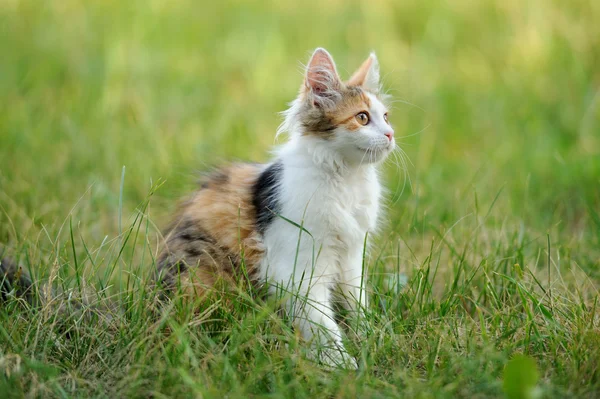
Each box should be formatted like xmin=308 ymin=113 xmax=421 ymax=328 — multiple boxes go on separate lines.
xmin=304 ymin=48 xmax=342 ymax=107
xmin=348 ymin=52 xmax=380 ymax=93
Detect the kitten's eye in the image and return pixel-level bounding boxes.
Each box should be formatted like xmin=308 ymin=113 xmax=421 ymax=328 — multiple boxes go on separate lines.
xmin=384 ymin=112 xmax=389 ymax=123
xmin=355 ymin=112 xmax=369 ymax=125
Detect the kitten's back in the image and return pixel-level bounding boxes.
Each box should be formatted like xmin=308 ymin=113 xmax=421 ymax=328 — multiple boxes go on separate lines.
xmin=156 ymin=163 xmax=266 ymax=296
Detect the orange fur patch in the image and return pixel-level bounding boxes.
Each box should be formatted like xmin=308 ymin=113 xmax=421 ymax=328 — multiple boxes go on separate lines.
xmin=327 ymin=87 xmax=372 ymax=131
xmin=157 ymin=163 xmax=264 ymax=298
xmin=186 ymin=164 xmax=263 ymax=266
xmin=347 ymin=56 xmax=374 ymax=87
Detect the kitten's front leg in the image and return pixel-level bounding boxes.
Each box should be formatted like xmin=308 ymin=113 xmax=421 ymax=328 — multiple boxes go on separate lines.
xmin=264 ymin=225 xmax=357 ymax=368
xmin=338 ymin=247 xmax=370 ymax=338
xmin=285 ymin=279 xmax=357 ymax=369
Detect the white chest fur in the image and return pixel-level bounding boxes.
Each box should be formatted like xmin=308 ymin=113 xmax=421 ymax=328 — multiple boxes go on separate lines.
xmin=260 ymin=139 xmax=382 ymax=284
xmin=285 ymin=156 xmax=378 ymax=241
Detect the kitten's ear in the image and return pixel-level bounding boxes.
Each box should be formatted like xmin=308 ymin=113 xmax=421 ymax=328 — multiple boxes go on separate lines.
xmin=304 ymin=48 xmax=342 ymax=106
xmin=348 ymin=52 xmax=380 ymax=92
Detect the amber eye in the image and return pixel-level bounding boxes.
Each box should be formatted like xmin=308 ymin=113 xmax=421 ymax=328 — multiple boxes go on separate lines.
xmin=355 ymin=112 xmax=369 ymax=125
xmin=384 ymin=112 xmax=389 ymax=123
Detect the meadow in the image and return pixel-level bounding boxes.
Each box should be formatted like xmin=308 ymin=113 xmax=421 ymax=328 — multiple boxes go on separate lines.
xmin=1 ymin=0 xmax=599 ymax=397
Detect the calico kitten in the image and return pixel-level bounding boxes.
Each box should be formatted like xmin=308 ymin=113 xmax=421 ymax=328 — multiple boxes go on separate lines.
xmin=156 ymin=48 xmax=395 ymax=368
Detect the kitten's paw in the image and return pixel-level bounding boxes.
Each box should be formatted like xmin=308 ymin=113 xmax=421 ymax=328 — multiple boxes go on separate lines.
xmin=331 ymin=350 xmax=358 ymax=370
xmin=343 ymin=318 xmax=371 ymax=343
xmin=310 ymin=346 xmax=358 ymax=370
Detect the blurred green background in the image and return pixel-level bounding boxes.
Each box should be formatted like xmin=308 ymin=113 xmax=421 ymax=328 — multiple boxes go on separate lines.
xmin=1 ymin=1 xmax=600 ymax=397
xmin=1 ymin=0 xmax=599 ymax=267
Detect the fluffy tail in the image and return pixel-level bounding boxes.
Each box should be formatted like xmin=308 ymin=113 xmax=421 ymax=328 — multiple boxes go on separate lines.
xmin=0 ymin=258 xmax=114 ymax=320
xmin=1 ymin=256 xmax=122 ymax=325
xmin=0 ymin=257 xmax=37 ymax=305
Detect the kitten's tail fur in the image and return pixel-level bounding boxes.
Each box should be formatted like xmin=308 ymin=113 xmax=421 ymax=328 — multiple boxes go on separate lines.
xmin=0 ymin=257 xmax=37 ymax=305
xmin=1 ymin=256 xmax=118 ymax=324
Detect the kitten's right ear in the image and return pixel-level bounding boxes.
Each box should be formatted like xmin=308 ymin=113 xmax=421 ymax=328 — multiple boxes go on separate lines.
xmin=303 ymin=48 xmax=342 ymax=106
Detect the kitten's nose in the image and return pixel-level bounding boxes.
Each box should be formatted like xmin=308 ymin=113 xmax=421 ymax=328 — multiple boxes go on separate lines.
xmin=384 ymin=131 xmax=394 ymax=141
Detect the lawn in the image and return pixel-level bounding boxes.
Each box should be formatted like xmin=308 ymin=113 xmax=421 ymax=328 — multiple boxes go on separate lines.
xmin=1 ymin=0 xmax=599 ymax=397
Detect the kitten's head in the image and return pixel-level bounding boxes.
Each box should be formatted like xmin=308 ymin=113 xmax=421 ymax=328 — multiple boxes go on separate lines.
xmin=279 ymin=48 xmax=394 ymax=166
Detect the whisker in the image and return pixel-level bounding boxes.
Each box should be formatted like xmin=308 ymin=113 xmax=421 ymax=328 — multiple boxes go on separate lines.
xmin=396 ymin=123 xmax=431 ymax=141
xmin=386 ymin=98 xmax=426 ymax=113
xmin=386 ymin=144 xmax=413 ymax=206
xmin=358 ymin=145 xmax=370 ymax=168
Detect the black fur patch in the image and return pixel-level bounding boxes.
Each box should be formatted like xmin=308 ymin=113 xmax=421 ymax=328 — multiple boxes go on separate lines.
xmin=184 ymin=246 xmax=203 ymax=258
xmin=300 ymin=107 xmax=336 ymax=136
xmin=252 ymin=161 xmax=283 ymax=235
xmin=209 ymin=169 xmax=230 ymax=185
xmin=156 ymin=219 xmax=217 ymax=283
xmin=302 ymin=113 xmax=335 ymax=134
xmin=200 ymin=168 xmax=230 ymax=189
xmin=1 ymin=257 xmax=35 ymax=304
xmin=176 ymin=219 xmax=216 ymax=244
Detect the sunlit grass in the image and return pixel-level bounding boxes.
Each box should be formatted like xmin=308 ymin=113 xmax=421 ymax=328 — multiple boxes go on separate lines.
xmin=1 ymin=0 xmax=599 ymax=397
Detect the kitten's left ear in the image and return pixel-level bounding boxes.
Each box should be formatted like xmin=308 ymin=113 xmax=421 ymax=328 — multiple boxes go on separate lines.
xmin=348 ymin=52 xmax=380 ymax=92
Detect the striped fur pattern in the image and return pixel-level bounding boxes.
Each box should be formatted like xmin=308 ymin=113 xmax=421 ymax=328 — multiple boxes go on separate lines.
xmin=0 ymin=257 xmax=35 ymax=304
xmin=156 ymin=163 xmax=265 ymax=297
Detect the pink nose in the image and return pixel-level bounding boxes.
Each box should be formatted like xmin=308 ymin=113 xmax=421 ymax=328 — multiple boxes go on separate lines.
xmin=384 ymin=131 xmax=394 ymax=141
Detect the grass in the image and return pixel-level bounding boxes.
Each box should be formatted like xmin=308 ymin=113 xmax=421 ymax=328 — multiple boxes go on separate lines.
xmin=1 ymin=0 xmax=599 ymax=397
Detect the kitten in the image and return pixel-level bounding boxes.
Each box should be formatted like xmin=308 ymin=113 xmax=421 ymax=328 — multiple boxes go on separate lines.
xmin=156 ymin=48 xmax=395 ymax=368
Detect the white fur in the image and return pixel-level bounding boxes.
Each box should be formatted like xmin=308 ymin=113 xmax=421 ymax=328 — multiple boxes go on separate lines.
xmin=261 ymin=52 xmax=393 ymax=367
xmin=362 ymin=53 xmax=381 ymax=93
